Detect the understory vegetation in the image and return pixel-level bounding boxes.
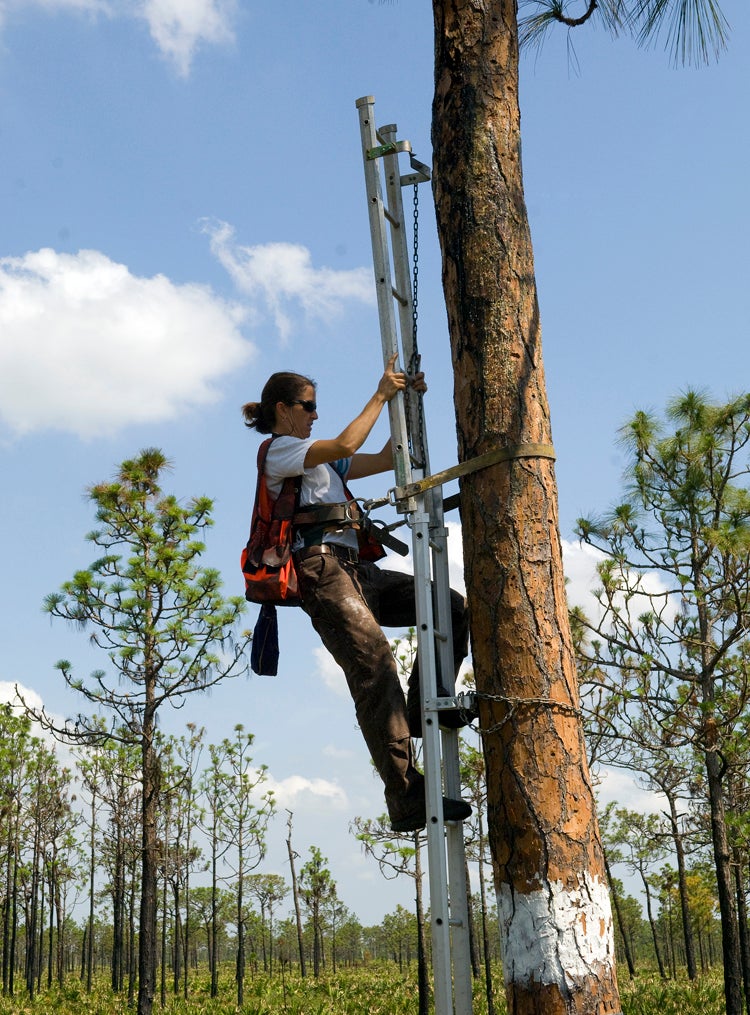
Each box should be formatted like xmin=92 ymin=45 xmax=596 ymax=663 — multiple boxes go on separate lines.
xmin=0 ymin=966 xmax=729 ymax=1015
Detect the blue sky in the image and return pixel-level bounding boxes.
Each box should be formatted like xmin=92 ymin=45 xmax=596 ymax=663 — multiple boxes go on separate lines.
xmin=1 ymin=0 xmax=748 ymax=926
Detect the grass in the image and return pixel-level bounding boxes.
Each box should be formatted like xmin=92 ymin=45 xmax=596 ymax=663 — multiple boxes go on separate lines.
xmin=619 ymin=970 xmax=727 ymax=1015
xmin=0 ymin=966 xmax=728 ymax=1014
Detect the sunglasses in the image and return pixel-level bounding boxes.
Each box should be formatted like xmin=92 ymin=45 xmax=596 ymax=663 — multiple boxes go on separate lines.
xmin=291 ymin=399 xmax=317 ymax=413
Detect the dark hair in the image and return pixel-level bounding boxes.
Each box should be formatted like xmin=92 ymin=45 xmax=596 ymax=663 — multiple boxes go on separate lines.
xmin=242 ymin=372 xmax=316 ymax=434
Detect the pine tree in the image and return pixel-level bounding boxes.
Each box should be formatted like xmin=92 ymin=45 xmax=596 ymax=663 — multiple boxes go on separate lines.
xmin=40 ymin=449 xmax=252 ymax=1015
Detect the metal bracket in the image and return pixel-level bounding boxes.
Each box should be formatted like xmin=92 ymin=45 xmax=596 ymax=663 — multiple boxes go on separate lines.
xmin=366 ymin=139 xmax=431 ymax=186
xmin=366 ymin=139 xmax=412 ymax=160
xmin=423 ymin=691 xmax=478 ymax=716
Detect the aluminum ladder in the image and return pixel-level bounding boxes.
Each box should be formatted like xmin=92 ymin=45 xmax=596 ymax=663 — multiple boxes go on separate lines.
xmin=356 ymin=95 xmax=474 ymax=1015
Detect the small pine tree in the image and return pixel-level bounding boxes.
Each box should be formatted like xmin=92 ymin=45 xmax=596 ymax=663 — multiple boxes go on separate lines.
xmin=40 ymin=448 xmax=252 ymax=1015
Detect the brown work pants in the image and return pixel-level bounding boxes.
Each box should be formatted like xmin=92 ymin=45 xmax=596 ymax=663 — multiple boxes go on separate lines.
xmin=295 ymin=552 xmax=468 ymax=821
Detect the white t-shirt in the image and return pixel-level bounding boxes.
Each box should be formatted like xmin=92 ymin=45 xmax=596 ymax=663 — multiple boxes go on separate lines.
xmin=264 ymin=436 xmax=359 ymax=551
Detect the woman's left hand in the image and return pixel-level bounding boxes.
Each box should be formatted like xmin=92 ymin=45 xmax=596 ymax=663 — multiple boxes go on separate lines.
xmin=409 ymin=371 xmax=427 ymax=394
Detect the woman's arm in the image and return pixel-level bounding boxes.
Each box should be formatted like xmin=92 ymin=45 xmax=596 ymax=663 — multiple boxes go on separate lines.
xmin=303 ymin=353 xmax=405 ymax=468
xmin=345 ymin=368 xmax=426 ymax=479
xmin=347 ymin=439 xmax=394 ymax=480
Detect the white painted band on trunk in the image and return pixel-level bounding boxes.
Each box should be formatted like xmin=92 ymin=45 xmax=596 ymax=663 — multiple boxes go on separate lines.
xmin=497 ymin=872 xmax=616 ymax=989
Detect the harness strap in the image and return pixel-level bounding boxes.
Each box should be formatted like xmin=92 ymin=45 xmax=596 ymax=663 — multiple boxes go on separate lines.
xmin=293 ymin=501 xmax=410 ymax=556
xmin=392 ymin=442 xmax=556 ymax=502
xmin=293 ymin=501 xmax=362 ymax=528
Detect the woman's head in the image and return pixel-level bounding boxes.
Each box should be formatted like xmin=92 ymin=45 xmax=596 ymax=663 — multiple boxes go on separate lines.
xmin=242 ymin=372 xmax=316 ymax=435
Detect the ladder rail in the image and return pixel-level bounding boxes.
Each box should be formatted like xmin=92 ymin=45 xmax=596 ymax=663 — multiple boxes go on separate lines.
xmin=356 ymin=94 xmax=474 ymax=1015
xmin=379 ymin=123 xmax=426 ymax=473
xmin=381 ymin=117 xmax=473 ymax=1015
xmin=356 ymin=98 xmax=413 ymax=497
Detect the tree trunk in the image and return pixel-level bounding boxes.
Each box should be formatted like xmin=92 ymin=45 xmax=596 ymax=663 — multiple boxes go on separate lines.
xmin=86 ymin=787 xmax=96 ymax=993
xmin=733 ymin=850 xmax=750 ymax=1014
xmin=465 ymin=854 xmax=481 ymax=978
xmin=236 ymin=858 xmax=245 ymax=1006
xmin=285 ymin=814 xmax=306 ymax=978
xmin=26 ymin=823 xmax=40 ymax=998
xmin=603 ymin=857 xmax=636 ymax=980
xmin=47 ymin=885 xmax=54 ymax=990
xmin=431 ymin=1 xmax=620 ymax=1011
xmin=640 ymin=874 xmax=666 ymax=979
xmin=112 ymin=823 xmax=124 ymax=993
xmin=210 ymin=849 xmax=219 ymax=997
xmin=160 ymin=850 xmax=168 ymax=1009
xmin=172 ymin=884 xmax=182 ymax=995
xmin=665 ymin=792 xmax=697 ymax=979
xmin=705 ymin=747 xmax=743 ymax=1015
xmin=183 ymin=864 xmax=190 ymax=1000
xmin=138 ymin=706 xmax=160 ymax=1015
xmin=54 ymin=881 xmax=65 ymax=987
xmin=414 ymin=833 xmax=429 ymax=1015
xmin=128 ymin=862 xmax=137 ymax=1008
xmin=477 ymin=806 xmax=496 ymax=1015
xmin=312 ymin=901 xmax=321 ymax=979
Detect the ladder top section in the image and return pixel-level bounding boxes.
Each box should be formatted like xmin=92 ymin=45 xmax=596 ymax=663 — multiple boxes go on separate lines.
xmin=356 ymin=96 xmax=431 ymax=184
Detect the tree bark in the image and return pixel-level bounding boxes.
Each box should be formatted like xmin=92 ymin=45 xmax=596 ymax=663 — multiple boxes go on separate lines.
xmin=431 ymin=1 xmax=620 ymax=1011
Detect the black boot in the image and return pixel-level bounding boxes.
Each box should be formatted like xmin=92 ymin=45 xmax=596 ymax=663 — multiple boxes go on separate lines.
xmin=389 ymin=779 xmax=472 ymax=833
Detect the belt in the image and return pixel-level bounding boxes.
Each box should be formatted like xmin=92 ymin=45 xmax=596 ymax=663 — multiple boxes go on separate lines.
xmin=293 ymin=544 xmax=359 ymax=565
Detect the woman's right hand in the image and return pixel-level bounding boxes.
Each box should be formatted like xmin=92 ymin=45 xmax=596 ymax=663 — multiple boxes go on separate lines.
xmin=377 ymin=352 xmax=408 ymax=401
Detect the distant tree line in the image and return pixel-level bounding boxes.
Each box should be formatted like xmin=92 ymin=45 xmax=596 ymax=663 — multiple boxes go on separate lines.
xmin=0 ymin=705 xmax=506 ymax=1006
xmin=0 ymin=694 xmax=733 ymax=1010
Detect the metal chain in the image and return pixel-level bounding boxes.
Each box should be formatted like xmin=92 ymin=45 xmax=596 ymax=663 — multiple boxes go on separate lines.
xmin=411 ymin=182 xmax=420 ymax=363
xmin=409 ymin=182 xmax=426 ymax=469
xmin=461 ymin=691 xmax=582 ymax=738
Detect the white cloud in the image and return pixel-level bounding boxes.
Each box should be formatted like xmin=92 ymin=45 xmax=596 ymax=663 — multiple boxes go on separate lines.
xmin=561 ymin=537 xmax=678 ymax=628
xmin=0 ymin=247 xmax=252 ymax=438
xmin=595 ymin=766 xmax=666 ymax=816
xmin=0 ymin=0 xmax=236 ymax=75
xmin=203 ymin=219 xmax=374 ymax=343
xmin=260 ymin=770 xmax=348 ymax=811
xmin=561 ymin=538 xmax=605 ymax=616
xmin=314 ymin=646 xmax=348 ymax=698
xmin=0 ymin=680 xmax=42 ymax=713
xmin=0 ymin=681 xmax=79 ymax=768
xmin=322 ymin=744 xmax=356 ymax=760
xmin=138 ymin=0 xmax=236 ymax=77
xmin=12 ymin=0 xmax=106 ymax=12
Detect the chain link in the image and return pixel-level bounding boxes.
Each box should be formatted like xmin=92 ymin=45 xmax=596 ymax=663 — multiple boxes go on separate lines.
xmin=466 ymin=691 xmax=582 ymax=737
